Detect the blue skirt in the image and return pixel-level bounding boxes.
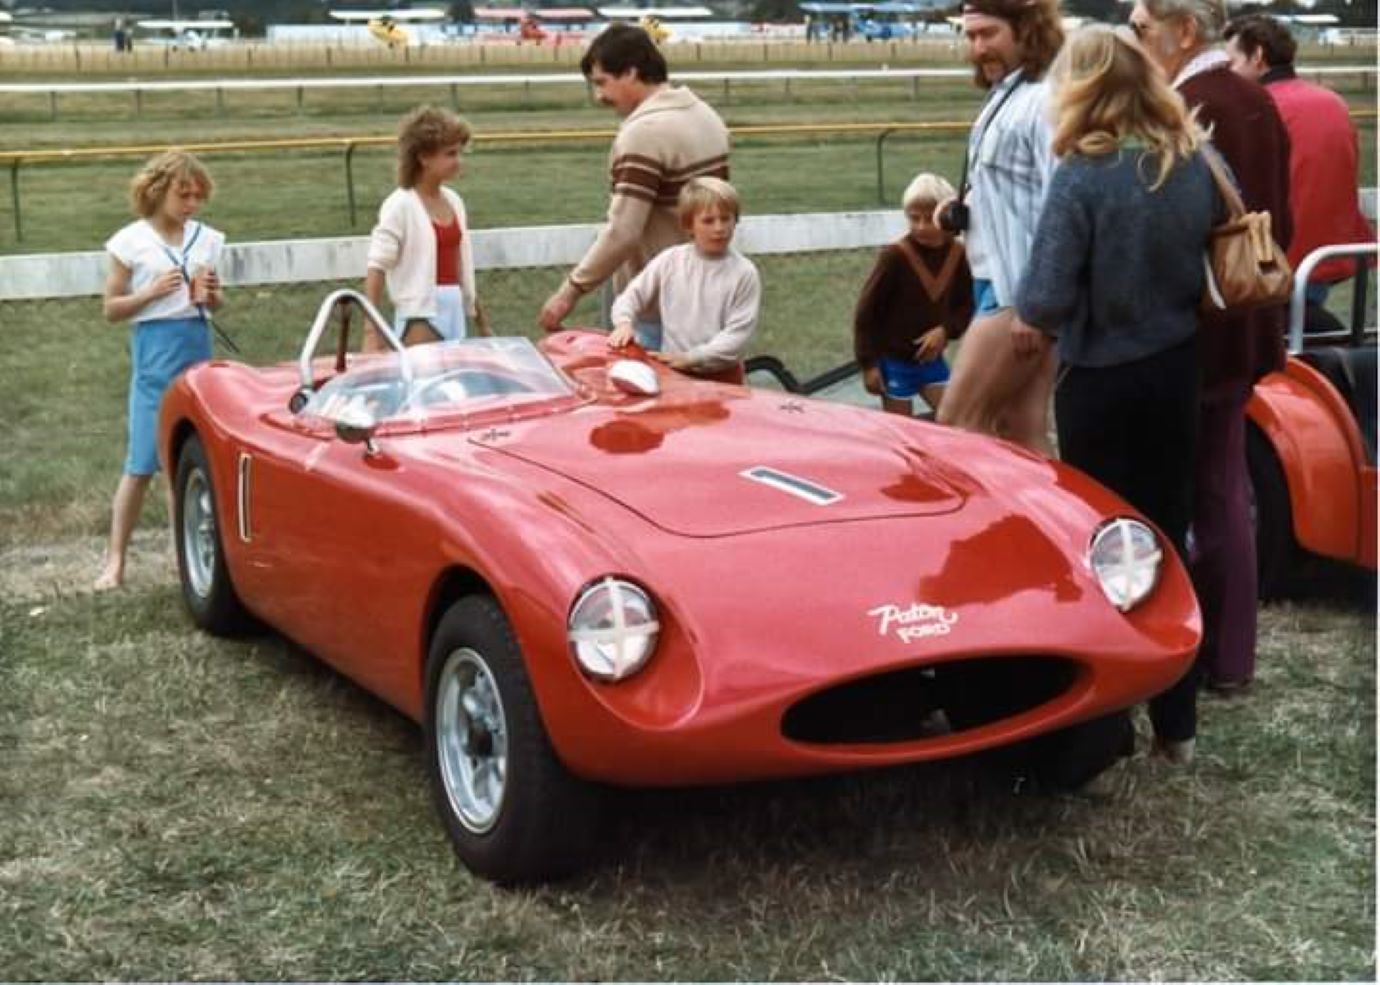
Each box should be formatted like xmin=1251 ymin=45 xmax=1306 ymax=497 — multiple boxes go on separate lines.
xmin=125 ymin=316 xmax=212 ymax=475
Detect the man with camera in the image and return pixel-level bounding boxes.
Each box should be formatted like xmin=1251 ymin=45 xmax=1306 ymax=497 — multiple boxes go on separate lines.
xmin=935 ymin=0 xmax=1064 ymax=455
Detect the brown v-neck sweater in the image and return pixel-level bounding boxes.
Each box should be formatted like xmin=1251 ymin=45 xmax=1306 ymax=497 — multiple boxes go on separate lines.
xmin=853 ymin=236 xmax=973 ymax=369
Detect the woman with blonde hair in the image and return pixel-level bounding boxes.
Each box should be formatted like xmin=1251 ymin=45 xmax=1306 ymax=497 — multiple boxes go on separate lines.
xmin=365 ymin=105 xmax=489 ymax=348
xmin=1016 ymin=25 xmax=1224 ymax=763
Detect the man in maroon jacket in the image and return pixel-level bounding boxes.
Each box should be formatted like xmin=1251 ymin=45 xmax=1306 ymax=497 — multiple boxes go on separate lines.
xmin=1130 ymin=0 xmax=1292 ymax=711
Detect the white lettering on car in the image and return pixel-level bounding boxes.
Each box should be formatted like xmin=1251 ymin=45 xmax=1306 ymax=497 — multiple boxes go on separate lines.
xmin=868 ymin=602 xmax=960 ymax=643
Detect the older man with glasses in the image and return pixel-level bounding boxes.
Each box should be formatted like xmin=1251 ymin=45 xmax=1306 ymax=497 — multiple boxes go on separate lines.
xmin=1130 ymin=0 xmax=1292 ymax=700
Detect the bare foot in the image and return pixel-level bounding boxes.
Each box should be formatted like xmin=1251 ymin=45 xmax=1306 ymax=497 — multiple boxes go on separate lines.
xmin=93 ymin=562 xmax=124 ymax=592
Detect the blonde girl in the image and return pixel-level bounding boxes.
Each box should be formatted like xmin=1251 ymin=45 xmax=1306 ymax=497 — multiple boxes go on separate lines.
xmin=96 ymin=150 xmax=224 ymax=591
xmin=365 ymin=106 xmax=489 ymax=348
xmin=1015 ymin=25 xmax=1222 ymax=763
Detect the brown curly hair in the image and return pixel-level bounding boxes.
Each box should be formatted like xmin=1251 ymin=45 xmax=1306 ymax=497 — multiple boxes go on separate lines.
xmin=962 ymin=0 xmax=1066 ymax=83
xmin=396 ymin=105 xmax=472 ymax=189
xmin=128 ymin=150 xmax=214 ymax=217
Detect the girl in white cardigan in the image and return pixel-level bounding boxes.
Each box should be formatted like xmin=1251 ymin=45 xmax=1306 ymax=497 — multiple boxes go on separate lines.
xmin=365 ymin=106 xmax=489 ymax=349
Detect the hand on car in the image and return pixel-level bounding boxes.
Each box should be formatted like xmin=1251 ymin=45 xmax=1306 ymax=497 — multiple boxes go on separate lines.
xmin=538 ymin=282 xmax=579 ymax=332
xmin=607 ymin=323 xmax=636 ymax=349
xmin=649 ymin=351 xmax=693 ymax=371
xmin=913 ymin=326 xmax=947 ymax=362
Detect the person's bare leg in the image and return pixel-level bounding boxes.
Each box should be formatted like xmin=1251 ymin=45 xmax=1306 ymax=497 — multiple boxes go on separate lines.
xmin=95 ymin=474 xmax=152 ymax=591
xmin=1004 ymin=343 xmax=1058 ymax=457
xmin=920 ymin=382 xmax=946 ymax=417
xmin=882 ymin=395 xmax=913 ymax=416
xmin=936 ymin=310 xmax=1016 ymax=436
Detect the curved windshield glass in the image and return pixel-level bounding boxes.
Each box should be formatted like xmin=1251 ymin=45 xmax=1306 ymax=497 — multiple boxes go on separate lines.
xmin=302 ymin=337 xmax=575 ymax=424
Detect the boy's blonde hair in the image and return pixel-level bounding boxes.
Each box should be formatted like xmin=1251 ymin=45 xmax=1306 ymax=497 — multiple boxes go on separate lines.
xmin=397 ymin=105 xmax=473 ymax=189
xmin=677 ymin=176 xmax=740 ymax=228
xmin=901 ymin=173 xmax=955 ymax=213
xmin=128 ymin=150 xmax=214 ymax=218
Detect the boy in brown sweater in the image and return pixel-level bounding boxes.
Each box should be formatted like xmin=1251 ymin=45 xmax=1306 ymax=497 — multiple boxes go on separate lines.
xmin=854 ymin=173 xmax=974 ymax=416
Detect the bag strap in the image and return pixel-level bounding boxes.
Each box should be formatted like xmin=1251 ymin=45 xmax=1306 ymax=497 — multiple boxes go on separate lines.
xmin=1200 ymin=146 xmax=1246 ymax=220
xmin=956 ymin=71 xmax=1028 ymax=204
xmin=895 ymin=237 xmax=961 ymax=303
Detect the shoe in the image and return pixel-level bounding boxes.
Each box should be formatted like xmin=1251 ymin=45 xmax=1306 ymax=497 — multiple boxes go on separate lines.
xmin=1206 ymin=678 xmax=1252 ymax=699
xmin=1151 ymin=736 xmax=1195 ymax=765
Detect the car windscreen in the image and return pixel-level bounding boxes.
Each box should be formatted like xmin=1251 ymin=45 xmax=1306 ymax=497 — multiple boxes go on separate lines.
xmin=302 ymin=337 xmax=575 ymax=424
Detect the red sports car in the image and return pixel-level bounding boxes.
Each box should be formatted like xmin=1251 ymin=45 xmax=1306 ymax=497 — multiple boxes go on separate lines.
xmin=160 ymin=291 xmax=1200 ymax=883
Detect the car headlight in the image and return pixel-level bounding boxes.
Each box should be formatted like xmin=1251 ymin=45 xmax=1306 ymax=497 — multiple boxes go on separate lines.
xmin=1089 ymin=518 xmax=1163 ymax=612
xmin=567 ymin=577 xmax=660 ymax=681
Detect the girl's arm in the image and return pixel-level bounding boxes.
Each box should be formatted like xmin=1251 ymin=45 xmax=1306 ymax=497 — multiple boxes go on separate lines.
xmin=102 ymin=257 xmax=179 ymax=323
xmin=362 ymin=267 xmax=390 ymax=353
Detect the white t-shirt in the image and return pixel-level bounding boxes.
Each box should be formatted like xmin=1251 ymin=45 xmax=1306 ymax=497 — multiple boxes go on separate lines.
xmin=105 ymin=218 xmax=226 ymax=323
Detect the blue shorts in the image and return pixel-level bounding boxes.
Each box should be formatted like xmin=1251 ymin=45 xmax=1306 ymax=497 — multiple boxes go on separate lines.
xmin=396 ymin=284 xmax=467 ymax=342
xmin=126 ymin=316 xmax=212 ymax=476
xmin=973 ymin=278 xmax=1003 ymax=317
xmin=879 ymin=355 xmax=950 ymax=399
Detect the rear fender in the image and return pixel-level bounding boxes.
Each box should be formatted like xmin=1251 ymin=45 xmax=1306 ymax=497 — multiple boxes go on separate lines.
xmin=1247 ymin=360 xmax=1366 ymax=563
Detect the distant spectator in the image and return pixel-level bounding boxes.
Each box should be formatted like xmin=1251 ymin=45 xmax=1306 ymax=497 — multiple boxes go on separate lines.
xmin=854 ymin=172 xmax=973 ymax=417
xmin=538 ymin=24 xmax=730 ymax=338
xmin=365 ymin=106 xmax=488 ymax=350
xmin=113 ymin=19 xmax=127 ymax=52
xmin=1225 ymin=13 xmax=1375 ymax=307
xmin=933 ymin=0 xmax=1064 ymax=455
xmin=1131 ymin=0 xmax=1291 ymax=697
xmin=608 ymin=177 xmax=760 ymax=383
xmin=1017 ymin=25 xmax=1224 ymax=762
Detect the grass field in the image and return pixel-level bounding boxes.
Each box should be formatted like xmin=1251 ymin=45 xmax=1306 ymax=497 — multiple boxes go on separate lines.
xmin=1 ymin=49 xmax=1376 ymax=981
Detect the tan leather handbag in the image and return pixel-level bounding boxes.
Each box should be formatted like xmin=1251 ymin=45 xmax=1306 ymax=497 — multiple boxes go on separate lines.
xmin=1201 ymin=148 xmax=1293 ymax=314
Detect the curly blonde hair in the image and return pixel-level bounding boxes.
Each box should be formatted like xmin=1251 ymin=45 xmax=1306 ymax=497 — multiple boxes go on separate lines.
xmin=1049 ymin=25 xmax=1204 ymax=189
xmin=396 ymin=105 xmax=472 ymax=189
xmin=128 ymin=150 xmax=214 ymax=217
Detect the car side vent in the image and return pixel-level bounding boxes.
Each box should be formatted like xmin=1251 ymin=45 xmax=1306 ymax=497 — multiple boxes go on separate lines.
xmin=740 ymin=466 xmax=843 ymax=505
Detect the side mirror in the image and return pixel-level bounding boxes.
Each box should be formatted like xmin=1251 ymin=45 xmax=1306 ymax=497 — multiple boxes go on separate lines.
xmin=608 ymin=359 xmax=661 ymax=397
xmin=334 ymin=404 xmax=379 ymax=454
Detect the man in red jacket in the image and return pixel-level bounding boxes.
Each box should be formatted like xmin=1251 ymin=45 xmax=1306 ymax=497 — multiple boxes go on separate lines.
xmin=1131 ymin=0 xmax=1292 ymax=719
xmin=1225 ymin=13 xmax=1375 ymax=307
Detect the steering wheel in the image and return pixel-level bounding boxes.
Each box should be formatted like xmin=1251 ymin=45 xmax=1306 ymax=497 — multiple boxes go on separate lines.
xmin=403 ymin=369 xmax=534 ymax=411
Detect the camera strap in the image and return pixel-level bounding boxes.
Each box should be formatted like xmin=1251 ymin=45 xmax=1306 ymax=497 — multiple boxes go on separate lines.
xmin=955 ymin=70 xmax=1028 ymax=204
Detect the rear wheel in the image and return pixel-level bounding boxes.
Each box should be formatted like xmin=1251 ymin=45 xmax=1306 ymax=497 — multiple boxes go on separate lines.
xmin=425 ymin=595 xmax=600 ymax=884
xmin=1246 ymin=422 xmax=1295 ymax=599
xmin=174 ymin=434 xmax=251 ymax=634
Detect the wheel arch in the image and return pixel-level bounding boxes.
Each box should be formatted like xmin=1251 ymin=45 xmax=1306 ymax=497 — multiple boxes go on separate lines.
xmin=1247 ymin=366 xmax=1363 ymax=563
xmin=421 ymin=565 xmax=498 ymax=693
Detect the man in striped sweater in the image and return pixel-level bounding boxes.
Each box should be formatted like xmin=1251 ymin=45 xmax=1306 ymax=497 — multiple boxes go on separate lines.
xmin=538 ymin=24 xmax=730 ymax=338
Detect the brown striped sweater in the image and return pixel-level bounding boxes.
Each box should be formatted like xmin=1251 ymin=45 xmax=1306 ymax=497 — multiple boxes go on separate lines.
xmin=568 ymin=86 xmax=730 ymax=299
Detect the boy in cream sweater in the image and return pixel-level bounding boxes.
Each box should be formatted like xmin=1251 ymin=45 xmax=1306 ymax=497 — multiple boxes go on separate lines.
xmin=608 ymin=177 xmax=761 ymax=382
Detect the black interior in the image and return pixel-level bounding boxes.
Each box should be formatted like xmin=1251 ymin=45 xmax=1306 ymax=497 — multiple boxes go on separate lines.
xmin=1298 ymin=345 xmax=1378 ymax=465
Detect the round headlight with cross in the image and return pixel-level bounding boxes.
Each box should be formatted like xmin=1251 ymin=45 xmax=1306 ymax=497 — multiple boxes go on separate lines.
xmin=567 ymin=577 xmax=661 ymax=681
xmin=1089 ymin=518 xmax=1163 ymax=612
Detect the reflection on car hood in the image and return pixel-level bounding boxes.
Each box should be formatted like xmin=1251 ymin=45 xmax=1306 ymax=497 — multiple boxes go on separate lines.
xmin=475 ymin=388 xmax=977 ymax=537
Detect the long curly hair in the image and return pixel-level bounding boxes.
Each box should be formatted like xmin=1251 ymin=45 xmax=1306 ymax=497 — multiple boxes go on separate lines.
xmin=1049 ymin=26 xmax=1204 ymax=190
xmin=963 ymin=0 xmax=1065 ymax=82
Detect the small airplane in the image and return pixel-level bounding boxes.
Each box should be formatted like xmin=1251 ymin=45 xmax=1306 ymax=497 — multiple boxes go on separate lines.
xmin=137 ymin=18 xmax=237 ymax=49
xmin=328 ymin=8 xmax=447 ymax=48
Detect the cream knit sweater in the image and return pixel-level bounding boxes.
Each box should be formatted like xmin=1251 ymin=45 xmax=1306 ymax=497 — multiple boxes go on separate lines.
xmin=366 ymin=186 xmax=477 ymax=320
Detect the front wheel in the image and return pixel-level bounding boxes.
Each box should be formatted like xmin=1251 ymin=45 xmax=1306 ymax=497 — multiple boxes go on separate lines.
xmin=425 ymin=595 xmax=600 ymax=884
xmin=174 ymin=434 xmax=251 ymax=635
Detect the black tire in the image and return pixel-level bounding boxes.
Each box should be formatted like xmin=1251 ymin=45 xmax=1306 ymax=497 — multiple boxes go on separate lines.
xmin=173 ymin=434 xmax=251 ymax=635
xmin=1246 ymin=422 xmax=1295 ymax=600
xmin=1021 ymin=710 xmax=1135 ymax=792
xmin=424 ymin=595 xmax=601 ymax=885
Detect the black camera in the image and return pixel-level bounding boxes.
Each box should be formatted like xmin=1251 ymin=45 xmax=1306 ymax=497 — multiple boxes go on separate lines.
xmin=938 ymin=201 xmax=969 ymax=233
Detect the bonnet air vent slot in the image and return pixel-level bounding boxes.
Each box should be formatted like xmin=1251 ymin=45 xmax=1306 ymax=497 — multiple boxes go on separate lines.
xmin=739 ymin=466 xmax=843 ymax=506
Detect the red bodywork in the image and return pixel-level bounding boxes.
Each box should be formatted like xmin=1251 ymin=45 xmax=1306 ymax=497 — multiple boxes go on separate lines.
xmin=1248 ymin=356 xmax=1377 ymax=571
xmin=159 ymin=330 xmax=1201 ymax=787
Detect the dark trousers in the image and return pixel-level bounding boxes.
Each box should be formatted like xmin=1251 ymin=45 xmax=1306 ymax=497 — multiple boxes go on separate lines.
xmin=1055 ymin=337 xmax=1199 ymax=742
xmin=1191 ymin=384 xmax=1257 ymax=686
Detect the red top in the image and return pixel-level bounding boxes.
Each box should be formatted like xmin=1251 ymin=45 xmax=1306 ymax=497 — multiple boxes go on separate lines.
xmin=433 ymin=216 xmax=461 ymax=286
xmin=1265 ymin=75 xmax=1376 ymax=284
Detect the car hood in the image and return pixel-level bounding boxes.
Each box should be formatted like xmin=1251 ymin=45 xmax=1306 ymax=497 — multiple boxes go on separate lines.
xmin=473 ymin=389 xmax=978 ymax=537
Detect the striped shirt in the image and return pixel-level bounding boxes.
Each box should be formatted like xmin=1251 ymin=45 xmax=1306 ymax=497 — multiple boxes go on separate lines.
xmin=568 ymin=86 xmax=730 ymax=300
xmin=963 ymin=69 xmax=1057 ymax=308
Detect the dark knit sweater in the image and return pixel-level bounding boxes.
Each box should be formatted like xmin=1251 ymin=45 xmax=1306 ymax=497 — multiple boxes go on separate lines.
xmin=853 ymin=236 xmax=973 ymax=368
xmin=1017 ymin=148 xmax=1223 ymax=369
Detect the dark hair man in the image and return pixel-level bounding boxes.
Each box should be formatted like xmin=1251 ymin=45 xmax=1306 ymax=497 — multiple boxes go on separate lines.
xmin=1225 ymin=13 xmax=1374 ymax=306
xmin=538 ymin=24 xmax=730 ymax=338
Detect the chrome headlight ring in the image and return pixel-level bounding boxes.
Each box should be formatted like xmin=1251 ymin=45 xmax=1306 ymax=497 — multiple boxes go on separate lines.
xmin=567 ymin=576 xmax=661 ymax=682
xmin=1089 ymin=517 xmax=1163 ymax=612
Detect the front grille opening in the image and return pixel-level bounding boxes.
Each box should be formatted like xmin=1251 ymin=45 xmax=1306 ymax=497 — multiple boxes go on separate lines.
xmin=781 ymin=656 xmax=1079 ymax=745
